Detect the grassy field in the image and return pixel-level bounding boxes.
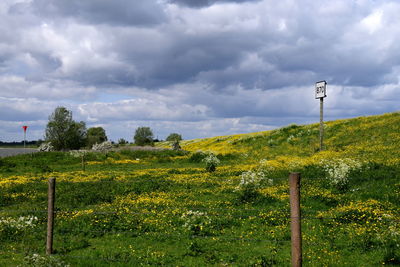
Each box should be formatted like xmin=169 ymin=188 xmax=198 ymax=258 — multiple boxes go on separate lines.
xmin=0 ymin=112 xmax=399 ymax=266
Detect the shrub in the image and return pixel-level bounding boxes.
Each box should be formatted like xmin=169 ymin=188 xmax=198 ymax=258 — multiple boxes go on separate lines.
xmin=188 ymin=151 xmax=207 ymax=163
xmin=202 ymin=153 xmax=220 ymax=172
xmin=118 ymin=138 xmax=128 ymax=145
xmin=181 ymin=210 xmax=211 ymax=236
xmin=236 ymin=170 xmax=272 ymax=202
xmin=0 ymin=216 xmax=38 ymax=231
xmin=69 ymin=150 xmax=87 ymax=158
xmin=322 ymin=158 xmax=362 ymax=191
xmin=133 ymin=127 xmax=154 ymax=146
xmin=0 ymin=216 xmax=39 ymax=241
xmin=171 ymin=140 xmax=181 ymax=150
xmin=92 ymin=141 xmax=113 ymax=152
xmin=166 ymin=133 xmax=182 ymax=142
xmin=87 ymin=127 xmax=107 ymax=148
xmin=23 ymin=253 xmax=70 ymax=267
xmin=38 ymin=142 xmax=54 ymax=152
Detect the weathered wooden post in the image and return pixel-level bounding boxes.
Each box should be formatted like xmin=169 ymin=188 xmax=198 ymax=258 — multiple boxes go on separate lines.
xmin=289 ymin=172 xmax=302 ymax=267
xmin=81 ymin=153 xmax=85 ymax=172
xmin=46 ymin=178 xmax=56 ymax=255
xmin=315 ymin=81 xmax=327 ymax=151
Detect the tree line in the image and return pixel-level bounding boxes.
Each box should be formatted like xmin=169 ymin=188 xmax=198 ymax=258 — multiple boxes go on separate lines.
xmin=44 ymin=107 xmax=182 ymax=151
xmin=0 ymin=140 xmax=43 ymax=147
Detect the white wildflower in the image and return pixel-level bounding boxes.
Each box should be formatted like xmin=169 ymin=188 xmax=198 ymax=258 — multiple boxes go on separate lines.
xmin=69 ymin=150 xmax=87 ymax=158
xmin=38 ymin=142 xmax=53 ymax=152
xmin=92 ymin=141 xmax=113 ymax=152
xmin=322 ymin=158 xmax=362 ymax=189
xmin=181 ymin=210 xmax=211 ymax=233
xmin=22 ymin=253 xmax=70 ymax=267
xmin=236 ymin=170 xmax=272 ymax=191
xmin=202 ymin=153 xmax=220 ymax=172
xmin=0 ymin=215 xmax=38 ymax=230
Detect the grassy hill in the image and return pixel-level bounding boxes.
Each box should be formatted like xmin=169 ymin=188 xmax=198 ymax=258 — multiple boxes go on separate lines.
xmin=160 ymin=111 xmax=400 ymax=162
xmin=0 ymin=112 xmax=399 ymax=266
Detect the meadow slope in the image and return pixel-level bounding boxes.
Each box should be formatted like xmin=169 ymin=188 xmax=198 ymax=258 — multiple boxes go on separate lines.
xmin=160 ymin=111 xmax=400 ymax=164
xmin=0 ymin=112 xmax=399 ymax=266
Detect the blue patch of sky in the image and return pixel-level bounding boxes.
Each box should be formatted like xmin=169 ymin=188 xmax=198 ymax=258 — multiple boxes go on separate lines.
xmin=96 ymin=92 xmax=133 ymax=103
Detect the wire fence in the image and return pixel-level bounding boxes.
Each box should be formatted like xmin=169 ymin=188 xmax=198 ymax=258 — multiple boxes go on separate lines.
xmin=3 ymin=209 xmax=397 ymax=222
xmin=0 ymin=222 xmax=359 ymax=261
xmin=1 ymin=175 xmax=399 ymax=265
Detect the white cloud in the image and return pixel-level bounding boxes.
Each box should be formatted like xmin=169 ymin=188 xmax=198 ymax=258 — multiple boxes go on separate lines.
xmin=78 ymin=98 xmax=210 ymax=122
xmin=0 ymin=97 xmax=56 ymax=122
xmin=361 ymin=9 xmax=383 ymax=34
xmin=0 ymin=75 xmax=97 ymax=100
xmin=1 ymin=0 xmax=400 ymax=142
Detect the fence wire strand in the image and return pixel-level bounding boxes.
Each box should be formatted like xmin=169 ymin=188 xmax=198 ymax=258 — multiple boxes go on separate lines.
xmin=1 ymin=208 xmax=399 ymax=221
xmin=2 ymin=174 xmax=399 ymax=266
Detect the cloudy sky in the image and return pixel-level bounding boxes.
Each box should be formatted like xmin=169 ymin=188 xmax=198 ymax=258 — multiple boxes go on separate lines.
xmin=1 ymin=0 xmax=400 ymax=142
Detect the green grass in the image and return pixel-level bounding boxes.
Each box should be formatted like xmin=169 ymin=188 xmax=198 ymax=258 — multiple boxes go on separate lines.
xmin=1 ymin=112 xmax=400 ymax=266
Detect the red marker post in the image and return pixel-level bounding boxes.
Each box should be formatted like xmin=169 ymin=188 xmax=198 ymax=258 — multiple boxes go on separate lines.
xmin=22 ymin=126 xmax=28 ymax=149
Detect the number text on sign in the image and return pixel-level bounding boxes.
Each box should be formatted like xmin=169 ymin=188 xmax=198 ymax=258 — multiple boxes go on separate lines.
xmin=315 ymin=81 xmax=327 ymax=99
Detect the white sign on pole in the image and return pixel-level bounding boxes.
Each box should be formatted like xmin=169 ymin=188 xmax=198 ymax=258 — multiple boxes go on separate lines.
xmin=315 ymin=81 xmax=327 ymax=99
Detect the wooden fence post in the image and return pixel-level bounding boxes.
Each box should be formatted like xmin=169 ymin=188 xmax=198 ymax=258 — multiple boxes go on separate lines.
xmin=81 ymin=153 xmax=85 ymax=172
xmin=289 ymin=172 xmax=302 ymax=267
xmin=46 ymin=178 xmax=56 ymax=255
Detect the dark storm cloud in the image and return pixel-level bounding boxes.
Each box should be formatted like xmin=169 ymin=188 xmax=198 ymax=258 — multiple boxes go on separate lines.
xmin=63 ymin=65 xmax=137 ymax=88
xmin=6 ymin=52 xmax=62 ymax=79
xmin=27 ymin=0 xmax=166 ymax=26
xmin=135 ymin=33 xmax=258 ymax=88
xmin=5 ymin=0 xmax=398 ymax=91
xmin=84 ymin=25 xmax=261 ymax=88
xmin=262 ymin=41 xmax=396 ymax=88
xmin=102 ymin=0 xmax=397 ymax=90
xmin=2 ymin=0 xmax=400 ymax=142
xmin=168 ymin=0 xmax=261 ymax=8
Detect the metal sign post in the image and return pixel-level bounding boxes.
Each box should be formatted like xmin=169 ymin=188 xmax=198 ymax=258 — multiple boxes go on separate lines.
xmin=315 ymin=81 xmax=327 ymax=151
xmin=22 ymin=126 xmax=28 ymax=149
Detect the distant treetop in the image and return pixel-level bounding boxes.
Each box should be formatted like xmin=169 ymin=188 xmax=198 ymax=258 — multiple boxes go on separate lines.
xmin=134 ymin=127 xmax=154 ymax=146
xmin=166 ymin=133 xmax=182 ymax=142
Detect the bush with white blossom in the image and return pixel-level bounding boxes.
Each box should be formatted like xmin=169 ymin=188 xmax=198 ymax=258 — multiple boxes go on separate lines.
xmin=0 ymin=216 xmax=38 ymax=237
xmin=322 ymin=158 xmax=362 ymax=190
xmin=38 ymin=142 xmax=54 ymax=152
xmin=69 ymin=150 xmax=87 ymax=158
xmin=181 ymin=210 xmax=211 ymax=235
xmin=236 ymin=170 xmax=273 ymax=202
xmin=202 ymin=153 xmax=220 ymax=172
xmin=0 ymin=216 xmax=38 ymax=230
xmin=91 ymin=141 xmax=113 ymax=152
xmin=21 ymin=253 xmax=70 ymax=267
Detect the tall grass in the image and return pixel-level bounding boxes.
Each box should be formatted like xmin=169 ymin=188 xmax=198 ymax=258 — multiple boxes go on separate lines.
xmin=1 ymin=112 xmax=399 ymax=266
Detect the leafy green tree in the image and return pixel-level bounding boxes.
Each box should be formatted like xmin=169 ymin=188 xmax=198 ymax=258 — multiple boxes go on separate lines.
xmin=66 ymin=121 xmax=87 ymax=149
xmin=166 ymin=133 xmax=182 ymax=142
xmin=118 ymin=138 xmax=128 ymax=145
xmin=87 ymin=127 xmax=108 ymax=148
xmin=134 ymin=127 xmax=154 ymax=146
xmin=45 ymin=107 xmax=87 ymax=150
